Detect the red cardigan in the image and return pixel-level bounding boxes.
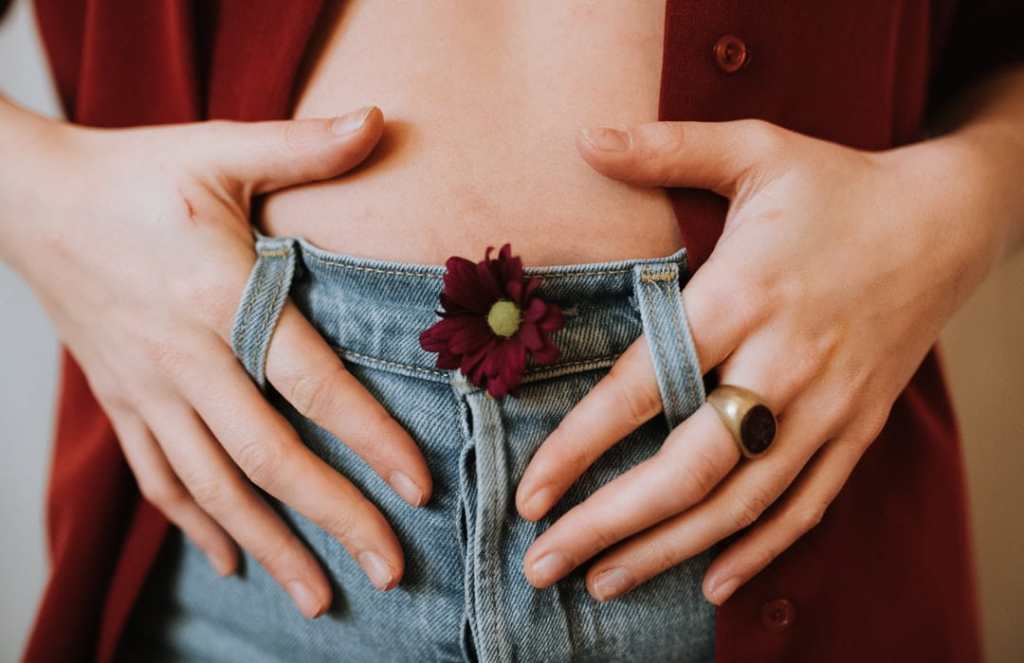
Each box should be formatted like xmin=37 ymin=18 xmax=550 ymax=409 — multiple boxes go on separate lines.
xmin=23 ymin=1 xmax=1023 ymax=661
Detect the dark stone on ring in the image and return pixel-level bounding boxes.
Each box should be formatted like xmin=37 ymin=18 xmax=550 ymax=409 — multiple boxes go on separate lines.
xmin=741 ymin=404 xmax=777 ymax=454
xmin=707 ymin=384 xmax=778 ymax=459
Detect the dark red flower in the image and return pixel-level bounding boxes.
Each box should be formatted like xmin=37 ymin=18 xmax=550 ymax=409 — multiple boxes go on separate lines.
xmin=419 ymin=243 xmax=565 ymax=398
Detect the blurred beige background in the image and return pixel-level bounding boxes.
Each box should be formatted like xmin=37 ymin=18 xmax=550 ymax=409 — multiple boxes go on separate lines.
xmin=0 ymin=1 xmax=1021 ymax=661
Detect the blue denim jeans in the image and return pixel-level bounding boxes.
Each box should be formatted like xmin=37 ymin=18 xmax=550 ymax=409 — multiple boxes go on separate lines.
xmin=121 ymin=232 xmax=719 ymax=662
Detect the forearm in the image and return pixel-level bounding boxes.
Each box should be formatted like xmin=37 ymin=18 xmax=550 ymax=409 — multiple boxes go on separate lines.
xmin=918 ymin=64 xmax=1024 ymax=262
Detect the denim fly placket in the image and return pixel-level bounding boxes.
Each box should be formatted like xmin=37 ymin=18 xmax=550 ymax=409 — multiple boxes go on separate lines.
xmin=447 ymin=250 xmax=711 ymax=663
xmin=229 ymin=232 xmax=300 ymax=389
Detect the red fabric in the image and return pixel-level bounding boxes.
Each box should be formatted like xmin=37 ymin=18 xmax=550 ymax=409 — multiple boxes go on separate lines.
xmin=23 ymin=0 xmax=1022 ymax=660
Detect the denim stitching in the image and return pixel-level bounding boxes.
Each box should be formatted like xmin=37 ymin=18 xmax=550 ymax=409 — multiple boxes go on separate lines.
xmin=231 ymin=256 xmax=270 ymax=384
xmin=332 ymin=345 xmax=623 ymax=380
xmin=639 ymin=270 xmax=678 ymax=283
xmin=334 ymin=348 xmax=450 ymax=377
xmin=253 ymin=253 xmax=288 ymax=385
xmin=306 ymin=252 xmax=677 ymax=281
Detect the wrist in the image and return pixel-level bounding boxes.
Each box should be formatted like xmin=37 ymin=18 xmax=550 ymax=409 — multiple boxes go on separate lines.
xmin=891 ymin=126 xmax=1019 ymax=258
xmin=0 ymin=98 xmax=80 ymax=266
xmin=872 ymin=130 xmax=1015 ymax=316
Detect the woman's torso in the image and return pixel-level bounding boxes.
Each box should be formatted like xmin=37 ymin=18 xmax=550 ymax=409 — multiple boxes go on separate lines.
xmin=257 ymin=0 xmax=680 ymax=266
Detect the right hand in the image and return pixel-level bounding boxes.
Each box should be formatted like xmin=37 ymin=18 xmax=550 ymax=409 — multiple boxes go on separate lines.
xmin=2 ymin=101 xmax=432 ymax=618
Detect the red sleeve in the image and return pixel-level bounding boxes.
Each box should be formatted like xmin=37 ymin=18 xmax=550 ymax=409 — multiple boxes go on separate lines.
xmin=927 ymin=0 xmax=1024 ymax=115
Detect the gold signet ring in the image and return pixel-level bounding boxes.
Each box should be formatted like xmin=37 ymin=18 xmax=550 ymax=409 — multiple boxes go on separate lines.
xmin=707 ymin=384 xmax=777 ymax=459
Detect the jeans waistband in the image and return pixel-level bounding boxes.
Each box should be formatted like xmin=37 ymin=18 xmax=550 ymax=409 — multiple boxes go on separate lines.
xmin=279 ymin=234 xmax=690 ymax=384
xmin=231 ymin=229 xmax=706 ymax=429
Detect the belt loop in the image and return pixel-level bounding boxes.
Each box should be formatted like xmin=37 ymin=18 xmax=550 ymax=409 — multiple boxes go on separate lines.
xmin=229 ymin=230 xmax=300 ymax=390
xmin=631 ymin=258 xmax=706 ymax=430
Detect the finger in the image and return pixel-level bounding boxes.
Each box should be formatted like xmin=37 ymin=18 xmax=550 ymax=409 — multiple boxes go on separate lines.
xmin=521 ymin=404 xmax=739 ymax=589
xmin=516 ymin=277 xmax=753 ymax=522
xmin=168 ymin=336 xmax=405 ymax=592
xmin=681 ymin=255 xmax=772 ymax=376
xmin=700 ymin=438 xmax=863 ymax=605
xmin=110 ymin=408 xmax=239 ymax=576
xmin=580 ymin=389 xmax=842 ymax=602
xmin=575 ymin=118 xmax=786 ymax=196
xmin=519 ymin=318 xmax=803 ymax=565
xmin=516 ymin=337 xmax=661 ymax=521
xmin=715 ymin=320 xmax=826 ymax=416
xmin=141 ymin=399 xmax=333 ymax=618
xmin=266 ymin=302 xmax=432 ymax=508
xmin=196 ymin=106 xmax=385 ymax=195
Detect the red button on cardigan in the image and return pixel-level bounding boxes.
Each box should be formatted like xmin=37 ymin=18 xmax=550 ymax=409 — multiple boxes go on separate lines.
xmin=713 ymin=34 xmax=750 ymax=73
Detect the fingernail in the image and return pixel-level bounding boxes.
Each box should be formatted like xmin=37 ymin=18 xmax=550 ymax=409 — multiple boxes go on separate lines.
xmin=358 ymin=551 xmax=396 ymax=590
xmin=522 ymin=485 xmax=554 ymax=519
xmin=389 ymin=470 xmax=425 ymax=507
xmin=590 ymin=567 xmax=635 ymax=601
xmin=331 ymin=106 xmax=374 ymax=135
xmin=708 ymin=576 xmax=741 ymax=605
xmin=287 ymin=580 xmax=325 ymax=619
xmin=580 ymin=127 xmax=631 ymax=151
xmin=530 ymin=551 xmax=571 ymax=585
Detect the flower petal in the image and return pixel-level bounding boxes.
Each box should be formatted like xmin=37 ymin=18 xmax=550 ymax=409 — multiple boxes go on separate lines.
xmin=518 ymin=321 xmax=543 ymax=351
xmin=538 ymin=303 xmax=565 ymax=332
xmin=450 ymin=317 xmax=494 ymax=354
xmin=522 ymin=276 xmax=542 ymax=302
xmin=506 ymin=279 xmax=522 ymax=304
xmin=531 ymin=335 xmax=561 ymax=364
xmin=523 ymin=297 xmax=548 ymax=322
xmin=444 ymin=257 xmax=492 ymax=312
xmin=475 ymin=259 xmax=503 ymax=301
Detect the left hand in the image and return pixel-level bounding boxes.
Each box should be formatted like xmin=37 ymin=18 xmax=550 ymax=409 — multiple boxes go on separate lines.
xmin=515 ymin=118 xmax=1003 ymax=605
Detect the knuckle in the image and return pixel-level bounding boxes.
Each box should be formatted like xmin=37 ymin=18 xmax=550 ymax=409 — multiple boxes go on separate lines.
xmin=559 ymin=439 xmax=594 ymax=476
xmin=827 ymin=395 xmax=860 ymax=432
xmin=235 ymin=438 xmax=285 ymax=488
xmin=794 ymin=502 xmax=828 ymax=532
xmin=95 ymin=386 xmax=134 ymax=415
xmin=722 ymin=270 xmax=772 ymax=331
xmin=731 ymin=489 xmax=774 ymax=531
xmin=319 ymin=503 xmax=362 ymax=543
xmin=677 ymin=445 xmax=724 ymax=500
xmin=637 ymin=124 xmax=686 ymax=185
xmin=168 ymin=262 xmax=250 ymax=335
xmin=749 ymin=539 xmax=785 ymax=572
xmin=281 ymin=119 xmax=310 ymax=155
xmin=862 ymin=405 xmax=892 ymax=441
xmin=607 ymin=369 xmax=661 ymax=428
xmin=646 ymin=537 xmax=680 ymax=572
xmin=249 ymin=538 xmax=293 ymax=572
xmin=737 ymin=119 xmax=786 ymax=157
xmin=783 ymin=333 xmax=838 ymax=397
xmin=142 ymin=334 xmax=190 ymax=375
xmin=286 ymin=366 xmax=344 ymax=421
xmin=186 ymin=473 xmax=230 ymax=513
xmin=139 ymin=477 xmax=188 ymax=511
xmin=588 ymin=520 xmax=622 ymax=553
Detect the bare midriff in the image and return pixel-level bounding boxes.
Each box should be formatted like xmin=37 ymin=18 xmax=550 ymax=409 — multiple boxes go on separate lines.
xmin=257 ymin=0 xmax=680 ymax=266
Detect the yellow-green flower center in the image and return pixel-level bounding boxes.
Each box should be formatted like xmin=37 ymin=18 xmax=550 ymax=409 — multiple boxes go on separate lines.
xmin=487 ymin=299 xmax=521 ymax=337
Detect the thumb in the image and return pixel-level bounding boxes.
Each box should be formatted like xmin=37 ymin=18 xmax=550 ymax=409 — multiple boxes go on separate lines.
xmin=195 ymin=105 xmax=384 ymax=196
xmin=575 ymin=119 xmax=784 ymax=198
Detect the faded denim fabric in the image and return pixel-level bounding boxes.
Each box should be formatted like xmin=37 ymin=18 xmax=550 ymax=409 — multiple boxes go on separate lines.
xmin=122 ymin=231 xmax=719 ymax=663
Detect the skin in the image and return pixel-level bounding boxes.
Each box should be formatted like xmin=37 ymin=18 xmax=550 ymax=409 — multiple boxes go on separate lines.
xmin=0 ymin=101 xmax=433 ymax=618
xmin=515 ymin=65 xmax=1024 ymax=604
xmin=2 ymin=16 xmax=1022 ymax=628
